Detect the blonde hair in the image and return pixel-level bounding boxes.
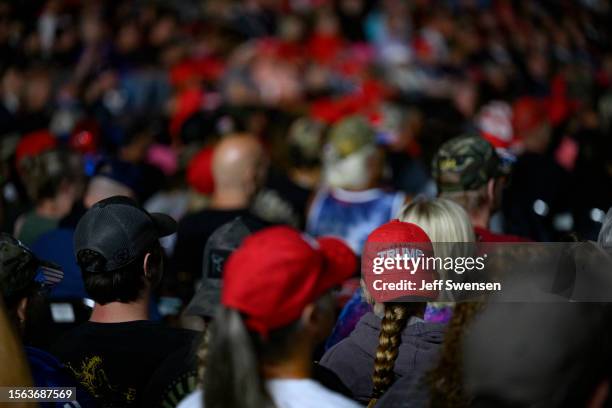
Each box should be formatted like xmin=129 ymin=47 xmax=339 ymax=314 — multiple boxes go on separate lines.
xmin=365 ymin=198 xmax=475 ymax=406
xmin=398 ymin=197 xmax=475 ymax=300
xmin=399 ymin=197 xmax=474 ymax=244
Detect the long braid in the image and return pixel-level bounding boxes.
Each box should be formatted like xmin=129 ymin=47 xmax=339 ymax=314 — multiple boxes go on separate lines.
xmin=367 ymin=302 xmax=422 ymax=407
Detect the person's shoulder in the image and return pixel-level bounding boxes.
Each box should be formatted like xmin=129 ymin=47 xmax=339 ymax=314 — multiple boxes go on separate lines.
xmin=268 ymin=379 xmax=360 ymax=408
xmin=373 ymin=373 xmax=429 ymax=408
xmin=50 ymin=321 xmax=93 ymax=350
xmin=176 ymin=389 xmax=203 ymax=408
xmin=319 ymin=315 xmax=375 ymax=371
xmin=136 ymin=321 xmax=200 ymax=342
xmin=474 ymin=227 xmax=531 ymax=243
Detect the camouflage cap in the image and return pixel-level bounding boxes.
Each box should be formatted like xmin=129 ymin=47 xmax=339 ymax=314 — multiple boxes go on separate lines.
xmin=288 ymin=117 xmax=325 ymax=163
xmin=0 ymin=233 xmax=63 ymax=306
xmin=327 ymin=115 xmax=376 ymax=159
xmin=432 ymin=135 xmax=506 ymax=193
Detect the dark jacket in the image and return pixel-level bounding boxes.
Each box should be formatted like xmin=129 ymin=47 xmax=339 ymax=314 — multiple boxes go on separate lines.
xmin=373 ymin=373 xmax=429 ymax=408
xmin=320 ymin=312 xmax=445 ymax=404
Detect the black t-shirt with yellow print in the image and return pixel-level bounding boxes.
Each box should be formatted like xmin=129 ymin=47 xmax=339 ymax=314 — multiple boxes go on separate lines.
xmin=50 ymin=320 xmax=199 ymax=408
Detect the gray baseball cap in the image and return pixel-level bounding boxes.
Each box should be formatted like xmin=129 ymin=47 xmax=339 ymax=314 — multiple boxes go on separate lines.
xmin=184 ymin=215 xmax=268 ymax=318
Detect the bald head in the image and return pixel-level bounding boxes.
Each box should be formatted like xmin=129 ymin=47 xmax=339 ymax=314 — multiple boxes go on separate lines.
xmin=212 ymin=133 xmax=266 ymax=199
xmin=84 ymin=176 xmax=135 ymax=208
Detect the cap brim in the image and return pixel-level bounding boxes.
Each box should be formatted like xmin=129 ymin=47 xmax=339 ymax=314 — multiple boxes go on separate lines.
xmin=150 ymin=212 xmax=178 ymax=237
xmin=315 ymin=237 xmax=357 ymax=295
xmin=184 ymin=283 xmax=221 ymax=318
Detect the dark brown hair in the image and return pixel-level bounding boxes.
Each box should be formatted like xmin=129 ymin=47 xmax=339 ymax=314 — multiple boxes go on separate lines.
xmin=427 ymin=302 xmax=484 ymax=408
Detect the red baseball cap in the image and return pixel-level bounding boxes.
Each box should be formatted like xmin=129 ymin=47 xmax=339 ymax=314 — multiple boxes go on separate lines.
xmin=221 ymin=226 xmax=357 ymax=337
xmin=186 ymin=146 xmax=215 ymax=194
xmin=362 ymin=220 xmax=439 ymax=303
xmin=15 ymin=130 xmax=57 ymax=167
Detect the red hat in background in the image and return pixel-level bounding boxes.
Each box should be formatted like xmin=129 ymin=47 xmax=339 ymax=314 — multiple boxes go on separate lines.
xmin=69 ymin=119 xmax=100 ymax=154
xmin=222 ymin=226 xmax=357 ymax=337
xmin=362 ymin=219 xmax=438 ymax=303
xmin=186 ymin=146 xmax=215 ymax=194
xmin=15 ymin=130 xmax=57 ymax=167
xmin=512 ymin=97 xmax=548 ymax=138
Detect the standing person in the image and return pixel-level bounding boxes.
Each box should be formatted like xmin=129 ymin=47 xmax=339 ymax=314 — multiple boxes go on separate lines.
xmin=320 ymin=220 xmax=446 ymax=405
xmin=173 ymin=133 xmax=268 ymax=294
xmin=432 ymin=134 xmax=527 ymax=242
xmin=178 ymin=226 xmax=360 ymax=408
xmin=307 ymin=115 xmax=405 ymax=254
xmin=50 ymin=196 xmax=199 ymax=407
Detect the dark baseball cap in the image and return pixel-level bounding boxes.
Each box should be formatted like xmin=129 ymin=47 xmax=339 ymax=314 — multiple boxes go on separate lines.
xmin=0 ymin=233 xmax=63 ymax=305
xmin=184 ymin=215 xmax=268 ymax=318
xmin=74 ymin=196 xmax=177 ymax=272
xmin=432 ymin=134 xmax=507 ymax=193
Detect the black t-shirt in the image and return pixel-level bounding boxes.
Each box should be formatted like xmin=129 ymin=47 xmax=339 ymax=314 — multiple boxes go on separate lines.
xmin=50 ymin=320 xmax=198 ymax=408
xmin=139 ymin=335 xmax=201 ymax=408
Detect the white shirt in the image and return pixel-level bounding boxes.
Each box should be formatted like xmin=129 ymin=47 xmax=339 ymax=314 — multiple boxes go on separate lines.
xmin=177 ymin=378 xmax=360 ymax=408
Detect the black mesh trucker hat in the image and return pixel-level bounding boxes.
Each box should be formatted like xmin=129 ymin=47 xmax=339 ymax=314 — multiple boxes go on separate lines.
xmin=74 ymin=196 xmax=176 ymax=272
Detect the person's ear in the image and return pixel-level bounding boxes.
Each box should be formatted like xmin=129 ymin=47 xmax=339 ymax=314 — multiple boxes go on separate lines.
xmin=300 ymin=303 xmax=317 ymax=331
xmin=143 ymin=251 xmax=162 ymax=284
xmin=17 ymin=297 xmax=28 ymax=324
xmin=486 ymin=178 xmax=496 ymax=205
xmin=300 ymin=299 xmax=334 ymax=342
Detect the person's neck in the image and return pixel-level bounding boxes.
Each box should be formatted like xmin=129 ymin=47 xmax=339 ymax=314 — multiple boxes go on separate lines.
xmin=36 ymin=198 xmax=68 ymax=219
xmin=471 ymin=207 xmax=491 ymax=230
xmin=290 ymin=168 xmax=320 ymax=189
xmin=89 ymin=298 xmax=149 ymax=323
xmin=210 ymin=190 xmax=250 ymax=210
xmin=261 ymin=347 xmax=313 ymax=380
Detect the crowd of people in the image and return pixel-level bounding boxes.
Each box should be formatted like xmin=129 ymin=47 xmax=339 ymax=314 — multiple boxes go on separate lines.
xmin=2 ymin=0 xmax=612 ymax=407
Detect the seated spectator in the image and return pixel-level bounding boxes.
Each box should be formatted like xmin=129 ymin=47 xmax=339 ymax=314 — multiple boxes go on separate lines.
xmin=321 ymin=220 xmax=445 ymax=406
xmin=178 ymin=226 xmax=360 ymax=408
xmin=252 ymin=116 xmax=326 ymax=228
xmin=177 ymin=215 xmax=350 ymax=399
xmin=50 ymin=196 xmax=199 ymax=407
xmin=183 ymin=215 xmax=269 ymax=324
xmin=0 ymin=233 xmax=96 ymax=407
xmin=138 ymin=215 xmax=271 ymax=408
xmin=373 ymin=302 xmax=484 ymax=408
xmin=325 ymin=197 xmax=473 ymax=354
xmin=173 ymin=133 xmax=268 ymax=299
xmin=14 ymin=146 xmax=84 ymax=245
xmin=432 ymin=135 xmax=527 ymax=242
xmin=31 ymin=172 xmax=137 ymax=300
xmin=307 ymin=115 xmax=406 ymax=254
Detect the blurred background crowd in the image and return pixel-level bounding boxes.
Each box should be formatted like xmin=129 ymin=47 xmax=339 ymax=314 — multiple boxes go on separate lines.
xmin=2 ymin=0 xmax=612 ymax=407
xmin=2 ymin=0 xmax=612 ymax=241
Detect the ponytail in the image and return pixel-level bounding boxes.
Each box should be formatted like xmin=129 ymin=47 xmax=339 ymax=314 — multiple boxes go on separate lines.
xmin=367 ymin=302 xmax=424 ymax=407
xmin=203 ymin=307 xmax=274 ymax=408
